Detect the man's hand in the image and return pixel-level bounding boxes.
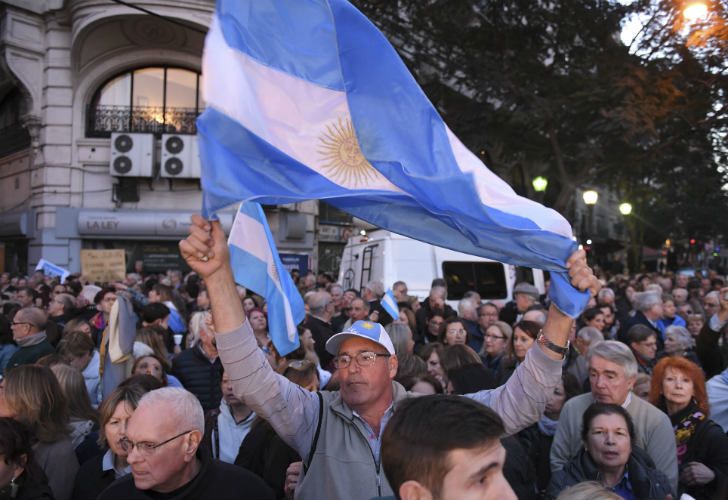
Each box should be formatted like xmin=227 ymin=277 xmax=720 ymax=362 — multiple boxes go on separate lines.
xmin=284 ymin=461 xmax=302 ymax=498
xmin=566 ymin=249 xmax=601 ymax=297
xmin=680 ymin=461 xmax=715 ymax=486
xmin=179 ymin=215 xmax=230 ymax=280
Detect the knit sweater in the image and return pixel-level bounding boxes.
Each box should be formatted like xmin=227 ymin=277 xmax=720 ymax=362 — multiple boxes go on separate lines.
xmin=550 ymin=392 xmax=678 ymax=491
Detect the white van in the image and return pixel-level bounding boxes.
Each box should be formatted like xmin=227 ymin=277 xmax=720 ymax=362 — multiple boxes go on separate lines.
xmin=337 ymin=229 xmax=546 ymax=308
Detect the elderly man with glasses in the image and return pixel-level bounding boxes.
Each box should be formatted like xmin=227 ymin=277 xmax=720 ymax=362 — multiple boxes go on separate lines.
xmin=99 ymin=387 xmax=273 ymax=500
xmin=179 ymin=216 xmax=600 ymax=500
xmin=7 ymin=307 xmax=55 ymax=370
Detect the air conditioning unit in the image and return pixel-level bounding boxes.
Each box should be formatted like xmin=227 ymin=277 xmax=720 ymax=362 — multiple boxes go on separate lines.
xmin=160 ymin=134 xmax=201 ymax=179
xmin=109 ymin=133 xmax=154 ymax=177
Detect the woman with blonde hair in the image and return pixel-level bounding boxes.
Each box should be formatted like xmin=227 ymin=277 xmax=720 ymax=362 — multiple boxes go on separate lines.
xmin=50 ymin=364 xmax=98 ymax=451
xmin=186 ymin=310 xmax=208 ymax=349
xmin=0 ymin=365 xmax=78 ymax=500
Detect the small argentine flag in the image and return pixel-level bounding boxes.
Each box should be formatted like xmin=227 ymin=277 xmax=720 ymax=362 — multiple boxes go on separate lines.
xmin=380 ymin=289 xmax=400 ymax=322
xmin=227 ymin=202 xmax=305 ymax=356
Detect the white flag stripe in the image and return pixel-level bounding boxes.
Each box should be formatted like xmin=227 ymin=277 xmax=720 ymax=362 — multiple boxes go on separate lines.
xmin=204 ymin=17 xmax=400 ymax=193
xmin=445 ymin=127 xmax=573 ymax=237
xmin=228 ymin=208 xmax=297 ymax=342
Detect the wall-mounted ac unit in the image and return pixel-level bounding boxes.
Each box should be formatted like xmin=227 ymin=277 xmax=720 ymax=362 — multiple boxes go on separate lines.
xmin=160 ymin=134 xmax=201 ymax=179
xmin=109 ymin=133 xmax=154 ymax=177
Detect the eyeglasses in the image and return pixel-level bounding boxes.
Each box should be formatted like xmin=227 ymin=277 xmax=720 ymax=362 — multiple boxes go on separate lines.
xmin=484 ymin=334 xmax=506 ymax=341
xmin=333 ymin=351 xmax=391 ymax=369
xmin=119 ymin=430 xmax=193 ymax=457
xmin=10 ymin=321 xmax=29 ymax=327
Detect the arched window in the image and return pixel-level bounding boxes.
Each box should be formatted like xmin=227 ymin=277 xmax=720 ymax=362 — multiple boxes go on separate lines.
xmin=87 ymin=66 xmax=203 ymax=137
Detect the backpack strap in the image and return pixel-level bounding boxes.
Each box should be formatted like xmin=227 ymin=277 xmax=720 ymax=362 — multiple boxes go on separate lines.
xmin=304 ymin=391 xmax=324 ymax=473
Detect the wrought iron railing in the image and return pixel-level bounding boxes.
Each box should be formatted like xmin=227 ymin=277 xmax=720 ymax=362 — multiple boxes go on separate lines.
xmin=87 ymin=105 xmax=200 ymax=137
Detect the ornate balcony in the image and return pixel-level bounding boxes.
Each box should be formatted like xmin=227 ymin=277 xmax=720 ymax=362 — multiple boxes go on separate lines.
xmin=87 ymin=105 xmax=200 ymax=137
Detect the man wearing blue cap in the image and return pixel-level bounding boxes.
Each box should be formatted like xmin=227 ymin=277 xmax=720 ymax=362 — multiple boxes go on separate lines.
xmin=179 ymin=216 xmax=600 ymax=500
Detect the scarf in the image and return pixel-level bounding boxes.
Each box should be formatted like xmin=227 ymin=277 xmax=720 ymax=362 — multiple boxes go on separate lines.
xmin=15 ymin=331 xmax=47 ymax=348
xmin=671 ymin=403 xmax=705 ymax=465
xmin=537 ymin=415 xmax=559 ymax=436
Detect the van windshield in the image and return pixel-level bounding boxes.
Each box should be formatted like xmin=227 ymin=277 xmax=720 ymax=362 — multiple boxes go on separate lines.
xmin=442 ymin=261 xmax=507 ymax=300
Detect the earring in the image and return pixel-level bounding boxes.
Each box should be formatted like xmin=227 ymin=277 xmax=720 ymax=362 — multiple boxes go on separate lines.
xmin=9 ymin=476 xmax=18 ymax=497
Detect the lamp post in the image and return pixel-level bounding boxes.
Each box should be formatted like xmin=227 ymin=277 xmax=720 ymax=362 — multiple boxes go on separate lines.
xmin=582 ymin=190 xmax=598 ymax=241
xmin=532 ymin=176 xmax=548 ymax=193
xmin=619 ymin=202 xmax=632 ymax=216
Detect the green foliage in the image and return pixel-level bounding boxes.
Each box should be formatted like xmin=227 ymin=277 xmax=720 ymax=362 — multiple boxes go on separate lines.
xmin=353 ymin=0 xmax=728 ymax=247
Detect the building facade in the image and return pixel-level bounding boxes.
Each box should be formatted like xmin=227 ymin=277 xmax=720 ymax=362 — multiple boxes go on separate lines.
xmin=0 ymin=0 xmax=349 ymax=277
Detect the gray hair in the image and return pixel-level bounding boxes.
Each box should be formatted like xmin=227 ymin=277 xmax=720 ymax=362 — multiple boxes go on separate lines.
xmin=587 ymin=340 xmax=638 ymax=379
xmin=665 ymin=325 xmax=695 ymax=351
xmin=365 ymin=280 xmax=385 ymax=299
xmin=522 ymin=309 xmax=547 ymax=326
xmin=55 ymin=293 xmax=76 ymax=314
xmin=705 ymin=290 xmax=720 ymax=302
xmin=597 ymin=288 xmax=615 ymax=301
xmin=308 ymin=291 xmax=332 ymax=315
xmin=633 ymin=292 xmax=662 ymax=313
xmin=138 ymin=387 xmax=204 ymax=433
xmin=577 ymin=326 xmax=604 ymax=344
xmin=430 ymin=285 xmax=447 ymax=301
xmin=16 ymin=307 xmax=47 ymax=331
xmin=385 ymin=322 xmax=412 ymax=357
xmin=645 ymin=284 xmax=663 ymax=295
xmin=458 ymin=298 xmax=477 ymax=316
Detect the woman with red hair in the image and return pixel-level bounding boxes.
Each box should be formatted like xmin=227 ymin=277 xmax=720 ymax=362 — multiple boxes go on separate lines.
xmin=649 ymin=356 xmax=728 ymax=499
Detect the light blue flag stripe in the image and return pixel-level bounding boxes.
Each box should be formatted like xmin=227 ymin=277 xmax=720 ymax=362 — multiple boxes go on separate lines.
xmin=199 ymin=0 xmax=590 ymax=318
xmin=228 ymin=202 xmax=305 ymax=356
xmin=381 ymin=289 xmax=400 ymax=322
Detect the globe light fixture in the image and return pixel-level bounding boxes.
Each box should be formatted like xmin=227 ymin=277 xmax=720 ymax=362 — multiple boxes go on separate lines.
xmin=619 ymin=202 xmax=633 ymax=215
xmin=532 ymin=176 xmax=548 ymax=192
xmin=582 ymin=190 xmax=598 ymax=206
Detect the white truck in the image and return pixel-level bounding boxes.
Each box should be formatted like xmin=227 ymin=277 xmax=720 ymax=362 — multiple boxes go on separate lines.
xmin=337 ymin=229 xmax=546 ymax=308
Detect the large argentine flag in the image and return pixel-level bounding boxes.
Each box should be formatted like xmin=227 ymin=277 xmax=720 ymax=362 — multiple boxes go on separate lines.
xmin=198 ymin=0 xmax=589 ymax=317
xmin=228 ymin=202 xmax=305 ymax=356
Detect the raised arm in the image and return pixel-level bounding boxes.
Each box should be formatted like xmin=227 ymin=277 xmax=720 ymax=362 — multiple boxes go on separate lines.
xmin=179 ymin=215 xmax=319 ymax=457
xmin=468 ymin=249 xmax=599 ymax=434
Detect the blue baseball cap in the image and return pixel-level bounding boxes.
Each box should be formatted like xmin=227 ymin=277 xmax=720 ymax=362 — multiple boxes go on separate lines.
xmin=325 ymin=320 xmax=396 ymax=356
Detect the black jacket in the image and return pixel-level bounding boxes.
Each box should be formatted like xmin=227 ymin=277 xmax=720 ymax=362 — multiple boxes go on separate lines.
xmin=6 ymin=339 xmax=55 ymax=371
xmin=517 ymin=423 xmax=555 ymax=495
xmin=546 ymin=446 xmax=673 ymax=500
xmin=172 ymin=345 xmax=223 ymax=411
xmin=620 ymin=311 xmax=662 ymax=347
xmin=670 ymin=406 xmax=728 ymax=500
xmin=72 ymin=452 xmax=116 ymax=500
xmin=306 ymin=316 xmax=336 ymax=370
xmin=98 ymin=449 xmax=275 ymax=500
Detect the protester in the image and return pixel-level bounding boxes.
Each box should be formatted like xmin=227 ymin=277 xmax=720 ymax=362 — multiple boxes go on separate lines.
xmin=179 ymin=215 xmax=599 ymax=499
xmin=695 ymin=287 xmax=728 ymax=378
xmin=649 ymin=356 xmax=728 ymax=500
xmin=419 ymin=342 xmax=445 ymax=388
xmin=202 ymin=369 xmax=255 ymax=464
xmin=386 ymin=322 xmax=415 ymax=357
xmin=49 ymin=364 xmax=98 ymax=452
xmin=0 ymin=417 xmax=54 ymax=499
xmin=547 ymin=403 xmax=673 ymax=499
xmin=7 ymin=307 xmax=55 ymax=370
xmin=131 ymin=355 xmax=172 ymax=386
xmin=0 ymin=365 xmax=78 ymax=500
xmin=57 ymin=331 xmax=100 ymax=406
xmin=626 ymin=324 xmax=659 ymax=375
xmin=0 ymin=316 xmax=18 ymax=375
xmin=72 ymin=384 xmax=150 ymax=500
xmin=496 ymin=320 xmax=541 ymax=384
xmin=479 ymin=320 xmax=512 ymax=376
xmin=171 ymin=312 xmax=223 ymax=411
xmin=439 ymin=317 xmax=468 ymax=346
xmin=98 ymin=387 xmax=274 ymax=499
xmin=518 ymin=372 xmax=582 ymax=496
xmin=551 ymin=341 xmax=678 ymax=490
xmin=662 ymin=325 xmax=699 ymax=364
xmin=555 ymin=481 xmax=621 ymax=500
xmin=566 ymin=326 xmax=604 ymax=388
xmin=380 ymin=395 xmax=516 ymax=500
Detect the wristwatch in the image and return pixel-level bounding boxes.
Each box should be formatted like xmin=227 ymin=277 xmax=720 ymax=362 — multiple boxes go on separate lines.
xmin=536 ymin=330 xmax=569 ymax=358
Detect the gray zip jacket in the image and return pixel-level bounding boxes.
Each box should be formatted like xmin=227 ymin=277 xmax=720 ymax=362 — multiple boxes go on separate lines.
xmin=217 ymin=321 xmax=562 ymax=499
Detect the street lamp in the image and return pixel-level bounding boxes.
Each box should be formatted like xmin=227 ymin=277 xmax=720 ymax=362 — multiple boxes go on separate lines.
xmin=532 ymin=176 xmax=548 ymax=192
xmin=684 ymin=1 xmax=708 ymax=22
xmin=619 ymin=202 xmax=633 ymax=216
xmin=582 ymin=190 xmax=599 ymax=206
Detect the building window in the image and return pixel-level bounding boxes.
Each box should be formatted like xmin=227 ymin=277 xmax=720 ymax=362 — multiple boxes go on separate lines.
xmin=87 ymin=66 xmax=203 ymax=137
xmin=0 ymin=88 xmax=31 ymax=157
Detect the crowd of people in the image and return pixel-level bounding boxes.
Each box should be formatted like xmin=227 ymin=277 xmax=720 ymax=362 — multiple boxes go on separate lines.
xmin=0 ymin=218 xmax=725 ymax=499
